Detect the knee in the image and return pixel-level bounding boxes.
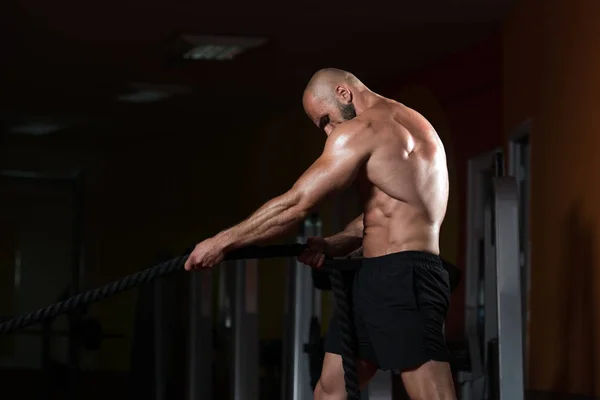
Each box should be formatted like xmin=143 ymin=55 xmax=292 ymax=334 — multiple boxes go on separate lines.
xmin=314 ymin=381 xmax=342 ymax=400
xmin=313 ymin=381 xmax=324 ymax=400
xmin=314 ymin=373 xmax=345 ymax=399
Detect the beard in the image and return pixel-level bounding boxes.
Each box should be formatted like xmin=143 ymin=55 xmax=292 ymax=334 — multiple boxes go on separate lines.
xmin=339 ymin=102 xmax=357 ymax=120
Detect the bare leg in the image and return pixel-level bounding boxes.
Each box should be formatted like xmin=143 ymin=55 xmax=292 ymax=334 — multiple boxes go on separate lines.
xmin=314 ymin=352 xmax=378 ymax=400
xmin=401 ymin=360 xmax=457 ymax=400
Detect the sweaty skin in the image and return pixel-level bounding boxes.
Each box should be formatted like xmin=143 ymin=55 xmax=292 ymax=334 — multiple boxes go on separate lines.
xmin=184 ymin=68 xmax=455 ymax=400
xmin=312 ymin=97 xmax=448 ymax=259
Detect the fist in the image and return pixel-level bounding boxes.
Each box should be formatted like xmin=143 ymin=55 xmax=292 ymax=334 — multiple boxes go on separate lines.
xmin=184 ymin=238 xmax=226 ymax=271
xmin=297 ymin=236 xmax=327 ymax=268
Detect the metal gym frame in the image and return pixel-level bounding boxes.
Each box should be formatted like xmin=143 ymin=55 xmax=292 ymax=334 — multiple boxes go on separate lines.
xmin=508 ymin=119 xmax=532 ymax=383
xmin=184 ymin=255 xmax=258 ymax=400
xmin=187 ymin=268 xmax=213 ymax=400
xmin=0 ymin=169 xmax=85 ymax=400
xmin=461 ymin=151 xmax=525 ymax=400
xmin=282 ymin=217 xmax=323 ymax=400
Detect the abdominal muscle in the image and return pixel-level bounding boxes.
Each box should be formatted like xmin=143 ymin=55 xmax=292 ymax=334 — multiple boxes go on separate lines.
xmin=361 ymin=201 xmax=441 ymax=258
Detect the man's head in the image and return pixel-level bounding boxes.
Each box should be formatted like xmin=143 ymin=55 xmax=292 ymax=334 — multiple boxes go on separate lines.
xmin=302 ymin=68 xmax=365 ymax=135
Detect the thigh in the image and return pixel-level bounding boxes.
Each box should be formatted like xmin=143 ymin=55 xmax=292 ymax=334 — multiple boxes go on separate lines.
xmin=401 ymin=360 xmax=456 ymax=400
xmin=357 ymin=261 xmax=451 ymax=371
xmin=354 ymin=263 xmax=422 ymax=370
xmin=320 ymin=352 xmax=379 ymax=393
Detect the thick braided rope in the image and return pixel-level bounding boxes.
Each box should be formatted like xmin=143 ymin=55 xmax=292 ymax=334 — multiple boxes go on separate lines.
xmin=327 ymin=268 xmax=360 ymax=400
xmin=0 ymin=244 xmax=309 ymax=335
xmin=0 ymin=255 xmax=188 ymax=334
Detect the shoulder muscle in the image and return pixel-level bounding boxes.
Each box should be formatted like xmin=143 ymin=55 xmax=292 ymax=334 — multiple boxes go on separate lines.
xmin=324 ymin=120 xmax=373 ymax=160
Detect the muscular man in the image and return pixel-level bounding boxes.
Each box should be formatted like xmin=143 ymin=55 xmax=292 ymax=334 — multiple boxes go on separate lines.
xmin=184 ymin=68 xmax=456 ymax=400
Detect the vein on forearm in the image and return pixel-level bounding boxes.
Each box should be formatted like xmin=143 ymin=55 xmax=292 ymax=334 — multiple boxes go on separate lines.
xmin=219 ymin=191 xmax=308 ymax=250
xmin=325 ymin=214 xmax=364 ymax=256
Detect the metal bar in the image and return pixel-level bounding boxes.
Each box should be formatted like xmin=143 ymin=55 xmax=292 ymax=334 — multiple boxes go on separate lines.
xmin=283 ymin=218 xmax=316 ymax=400
xmin=286 ymin=217 xmax=322 ymax=400
xmin=244 ymin=259 xmax=259 ymax=399
xmin=493 ymin=177 xmax=524 ymax=400
xmin=231 ymin=258 xmax=259 ymax=400
xmin=281 ymin=252 xmax=295 ymax=400
xmin=484 ymin=202 xmax=498 ymax=358
xmin=509 ymin=133 xmax=531 ymax=382
xmin=290 ymin=219 xmax=316 ymax=400
xmin=187 ymin=269 xmax=213 ymax=400
xmin=311 ymin=219 xmax=323 ymax=322
xmin=291 ymin=253 xmax=308 ymax=400
xmin=233 ymin=260 xmax=244 ymax=400
xmin=484 ymin=200 xmax=498 ymax=400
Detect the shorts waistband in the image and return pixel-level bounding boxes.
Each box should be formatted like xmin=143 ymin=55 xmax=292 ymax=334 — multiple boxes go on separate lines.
xmin=361 ymin=250 xmax=441 ymax=267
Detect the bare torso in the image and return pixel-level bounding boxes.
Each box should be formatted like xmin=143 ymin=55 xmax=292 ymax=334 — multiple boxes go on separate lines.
xmin=355 ymin=99 xmax=449 ymax=257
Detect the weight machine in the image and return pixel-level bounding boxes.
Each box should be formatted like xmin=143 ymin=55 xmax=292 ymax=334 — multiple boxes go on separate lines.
xmin=460 ymin=152 xmax=525 ymax=400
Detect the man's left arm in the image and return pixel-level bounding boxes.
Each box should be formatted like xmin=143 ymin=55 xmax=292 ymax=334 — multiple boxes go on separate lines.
xmin=184 ymin=123 xmax=371 ymax=270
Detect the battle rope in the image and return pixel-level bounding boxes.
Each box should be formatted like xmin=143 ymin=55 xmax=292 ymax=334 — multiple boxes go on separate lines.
xmin=328 ymin=268 xmax=361 ymax=399
xmin=0 ymin=244 xmax=311 ymax=334
xmin=0 ymin=243 xmax=362 ymax=398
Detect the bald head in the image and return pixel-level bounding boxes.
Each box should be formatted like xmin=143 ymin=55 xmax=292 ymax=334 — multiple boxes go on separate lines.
xmin=304 ymin=68 xmax=361 ymax=101
xmin=302 ymin=69 xmax=367 ymax=134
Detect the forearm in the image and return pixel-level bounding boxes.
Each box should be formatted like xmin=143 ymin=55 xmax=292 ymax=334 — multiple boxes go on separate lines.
xmin=346 ymin=246 xmax=363 ymax=258
xmin=324 ymin=214 xmax=364 ymax=256
xmin=216 ymin=192 xmax=308 ymax=251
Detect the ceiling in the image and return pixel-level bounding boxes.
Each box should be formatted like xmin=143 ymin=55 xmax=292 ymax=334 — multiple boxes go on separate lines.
xmin=0 ymin=0 xmax=515 ymax=136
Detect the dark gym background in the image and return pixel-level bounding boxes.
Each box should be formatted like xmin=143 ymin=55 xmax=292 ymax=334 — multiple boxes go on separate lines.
xmin=1 ymin=0 xmax=599 ymax=398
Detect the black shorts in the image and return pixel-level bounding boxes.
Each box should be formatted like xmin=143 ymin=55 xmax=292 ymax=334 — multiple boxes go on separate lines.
xmin=324 ymin=251 xmax=451 ymax=371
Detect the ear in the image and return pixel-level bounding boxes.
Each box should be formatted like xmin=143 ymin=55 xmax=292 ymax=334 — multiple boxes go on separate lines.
xmin=335 ymin=85 xmax=353 ymax=103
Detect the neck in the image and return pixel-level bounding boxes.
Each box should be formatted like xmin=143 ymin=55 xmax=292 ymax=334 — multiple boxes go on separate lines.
xmin=354 ymin=90 xmax=383 ymax=114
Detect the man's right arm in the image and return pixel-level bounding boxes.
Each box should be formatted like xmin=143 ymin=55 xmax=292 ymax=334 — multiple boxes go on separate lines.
xmin=324 ymin=214 xmax=364 ymax=256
